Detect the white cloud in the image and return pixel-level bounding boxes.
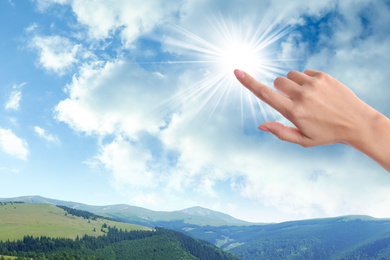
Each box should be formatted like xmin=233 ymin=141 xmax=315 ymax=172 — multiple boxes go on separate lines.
xmin=25 ymin=23 xmax=38 ymax=33
xmin=34 ymin=126 xmax=60 ymax=144
xmin=55 ymin=60 xmax=173 ymax=137
xmin=34 ymin=0 xmax=70 ymax=11
xmin=302 ymin=1 xmax=390 ymax=115
xmin=158 ymin=86 xmax=390 ymax=219
xmin=239 ymin=148 xmax=390 ymax=218
xmin=52 ymin=0 xmax=182 ymax=47
xmin=5 ymin=83 xmax=25 ymax=111
xmin=49 ymin=0 xmax=390 ymax=221
xmin=5 ymin=91 xmax=21 ymax=111
xmin=0 ymin=129 xmax=28 ymax=160
xmin=31 ymin=35 xmax=82 ymax=75
xmin=96 ymin=136 xmax=154 ymax=188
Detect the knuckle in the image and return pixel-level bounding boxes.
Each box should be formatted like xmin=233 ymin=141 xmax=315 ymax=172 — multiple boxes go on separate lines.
xmin=257 ymin=85 xmax=272 ymax=100
xmin=276 ymin=132 xmax=289 ymax=142
xmin=282 ymin=107 xmax=294 ymax=120
xmin=305 ymin=77 xmax=319 ymax=88
xmin=315 ymin=71 xmax=327 ymax=80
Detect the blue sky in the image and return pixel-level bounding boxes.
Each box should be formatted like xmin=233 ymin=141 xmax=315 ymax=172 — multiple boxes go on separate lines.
xmin=1 ymin=0 xmax=390 ymax=223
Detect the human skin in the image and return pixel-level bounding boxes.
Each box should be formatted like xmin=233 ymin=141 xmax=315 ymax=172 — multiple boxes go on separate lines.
xmin=234 ymin=69 xmax=390 ymax=173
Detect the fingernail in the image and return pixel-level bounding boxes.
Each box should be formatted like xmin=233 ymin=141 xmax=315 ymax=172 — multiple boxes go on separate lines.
xmin=234 ymin=69 xmax=245 ymax=79
xmin=258 ymin=126 xmax=270 ymax=132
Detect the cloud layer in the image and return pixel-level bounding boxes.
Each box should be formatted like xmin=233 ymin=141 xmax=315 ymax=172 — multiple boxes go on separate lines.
xmin=29 ymin=0 xmax=390 ymax=221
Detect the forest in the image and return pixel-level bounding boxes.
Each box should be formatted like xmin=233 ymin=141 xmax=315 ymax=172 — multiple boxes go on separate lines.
xmin=0 ymin=226 xmax=240 ymax=260
xmin=56 ymin=205 xmax=116 ymax=222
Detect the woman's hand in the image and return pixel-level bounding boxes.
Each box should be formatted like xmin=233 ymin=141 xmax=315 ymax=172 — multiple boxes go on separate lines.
xmin=234 ymin=69 xmax=390 ymax=172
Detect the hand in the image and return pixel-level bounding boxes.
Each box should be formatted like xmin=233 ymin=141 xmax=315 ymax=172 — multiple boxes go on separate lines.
xmin=234 ymin=69 xmax=373 ymax=147
xmin=234 ymin=69 xmax=390 ymax=172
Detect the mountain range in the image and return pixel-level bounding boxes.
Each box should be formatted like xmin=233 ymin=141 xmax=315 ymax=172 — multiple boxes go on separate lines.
xmin=2 ymin=195 xmax=390 ymax=259
xmin=0 ymin=195 xmax=253 ymax=227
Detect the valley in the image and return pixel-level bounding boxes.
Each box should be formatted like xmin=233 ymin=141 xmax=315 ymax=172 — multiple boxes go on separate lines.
xmin=2 ymin=196 xmax=390 ymax=259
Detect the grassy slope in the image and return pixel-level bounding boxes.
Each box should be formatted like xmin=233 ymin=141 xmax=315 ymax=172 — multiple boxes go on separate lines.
xmin=0 ymin=203 xmax=151 ymax=242
xmin=0 ymin=256 xmax=18 ymax=260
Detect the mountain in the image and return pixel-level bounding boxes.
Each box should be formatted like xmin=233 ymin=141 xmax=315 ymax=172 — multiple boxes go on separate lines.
xmin=3 ymin=196 xmax=390 ymax=259
xmin=179 ymin=206 xmax=250 ymax=226
xmin=0 ymin=195 xmax=253 ymax=227
xmin=0 ymin=202 xmax=241 ymax=260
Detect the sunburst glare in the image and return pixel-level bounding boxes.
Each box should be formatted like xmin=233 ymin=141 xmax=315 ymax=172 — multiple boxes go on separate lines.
xmin=158 ymin=16 xmax=294 ymax=129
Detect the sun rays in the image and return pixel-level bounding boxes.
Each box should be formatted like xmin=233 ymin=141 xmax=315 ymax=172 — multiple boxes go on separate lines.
xmin=154 ymin=16 xmax=294 ymax=128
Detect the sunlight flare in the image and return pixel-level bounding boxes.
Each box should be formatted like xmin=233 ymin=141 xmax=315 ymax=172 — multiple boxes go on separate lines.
xmin=158 ymin=16 xmax=294 ymax=127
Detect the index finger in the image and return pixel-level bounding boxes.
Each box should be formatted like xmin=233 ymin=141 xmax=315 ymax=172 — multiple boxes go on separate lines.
xmin=234 ymin=69 xmax=293 ymax=115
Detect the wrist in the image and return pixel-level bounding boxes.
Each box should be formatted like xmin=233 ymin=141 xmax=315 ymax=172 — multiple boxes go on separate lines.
xmin=349 ymin=108 xmax=390 ymax=172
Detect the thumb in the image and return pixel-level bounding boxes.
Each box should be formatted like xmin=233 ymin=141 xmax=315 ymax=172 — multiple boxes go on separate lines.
xmin=258 ymin=122 xmax=309 ymax=147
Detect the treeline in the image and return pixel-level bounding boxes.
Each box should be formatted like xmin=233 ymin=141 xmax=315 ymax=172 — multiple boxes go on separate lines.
xmin=0 ymin=227 xmax=240 ymax=260
xmin=56 ymin=205 xmax=115 ymax=221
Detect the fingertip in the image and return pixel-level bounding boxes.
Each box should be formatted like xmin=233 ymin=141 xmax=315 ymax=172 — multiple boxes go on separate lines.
xmin=303 ymin=69 xmax=318 ymax=76
xmin=234 ymin=69 xmax=245 ymax=80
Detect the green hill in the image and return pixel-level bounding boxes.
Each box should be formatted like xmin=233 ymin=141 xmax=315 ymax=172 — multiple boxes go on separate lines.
xmin=0 ymin=202 xmax=241 ymax=260
xmin=0 ymin=202 xmax=150 ymax=242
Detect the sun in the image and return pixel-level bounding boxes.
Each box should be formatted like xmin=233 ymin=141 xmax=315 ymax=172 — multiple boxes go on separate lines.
xmin=157 ymin=16 xmax=293 ymax=126
xmin=219 ymin=40 xmax=262 ymax=76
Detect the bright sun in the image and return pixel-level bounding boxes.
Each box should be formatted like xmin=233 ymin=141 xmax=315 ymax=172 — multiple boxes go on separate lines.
xmin=220 ymin=40 xmax=262 ymax=76
xmin=159 ymin=16 xmax=293 ymax=125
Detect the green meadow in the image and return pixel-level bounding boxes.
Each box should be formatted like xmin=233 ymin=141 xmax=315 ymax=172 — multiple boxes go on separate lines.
xmin=0 ymin=203 xmax=151 ymax=242
xmin=0 ymin=255 xmax=18 ymax=260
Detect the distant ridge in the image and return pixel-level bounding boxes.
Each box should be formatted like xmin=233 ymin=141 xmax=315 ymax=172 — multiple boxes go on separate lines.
xmin=179 ymin=206 xmax=249 ymax=225
xmin=0 ymin=195 xmax=255 ymax=227
xmin=0 ymin=195 xmax=86 ymax=208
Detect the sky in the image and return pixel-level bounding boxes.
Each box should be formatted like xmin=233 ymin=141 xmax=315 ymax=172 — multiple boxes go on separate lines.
xmin=0 ymin=0 xmax=390 ymax=223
